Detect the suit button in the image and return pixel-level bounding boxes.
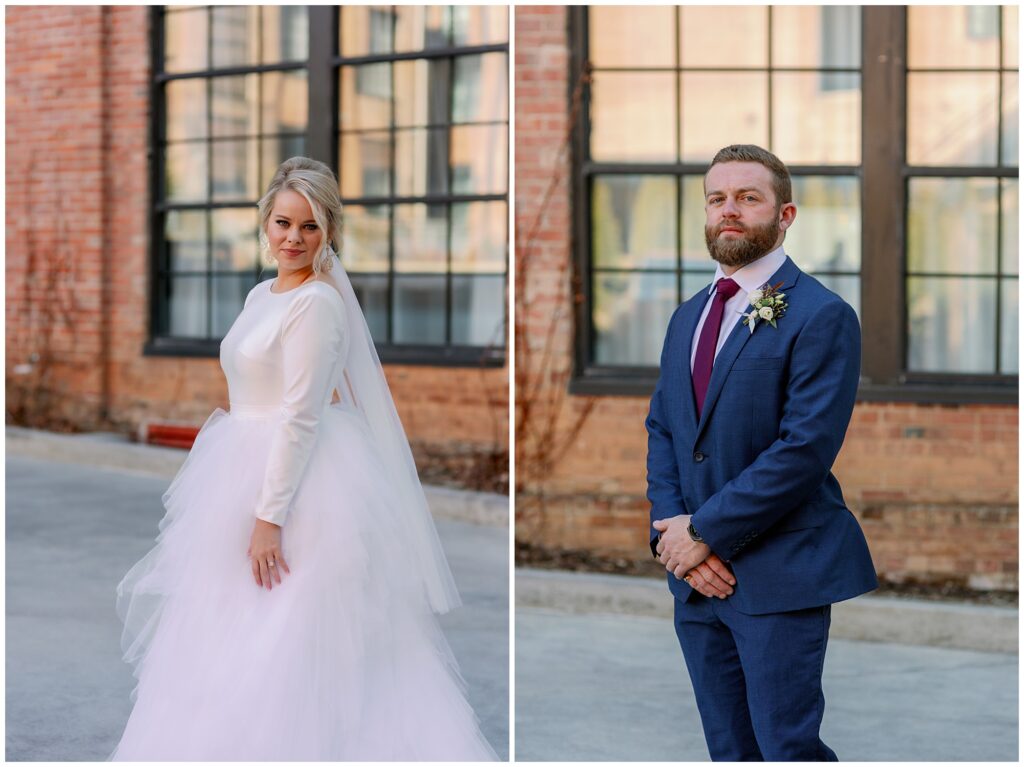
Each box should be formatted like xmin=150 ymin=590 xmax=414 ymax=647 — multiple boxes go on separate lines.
xmin=694 ymin=451 xmax=705 ymax=462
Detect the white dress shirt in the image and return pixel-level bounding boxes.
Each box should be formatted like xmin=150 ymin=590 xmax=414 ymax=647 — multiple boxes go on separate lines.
xmin=689 ymin=245 xmax=788 ymax=373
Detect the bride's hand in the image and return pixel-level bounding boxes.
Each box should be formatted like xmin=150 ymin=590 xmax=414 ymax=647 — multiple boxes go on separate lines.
xmin=247 ymin=519 xmax=290 ymax=590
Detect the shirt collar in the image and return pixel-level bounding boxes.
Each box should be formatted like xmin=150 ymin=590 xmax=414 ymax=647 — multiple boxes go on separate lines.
xmin=707 ymin=244 xmax=788 ymax=298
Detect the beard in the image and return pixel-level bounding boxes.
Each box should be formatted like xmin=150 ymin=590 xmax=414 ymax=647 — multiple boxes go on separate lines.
xmin=704 ymin=217 xmax=781 ymax=269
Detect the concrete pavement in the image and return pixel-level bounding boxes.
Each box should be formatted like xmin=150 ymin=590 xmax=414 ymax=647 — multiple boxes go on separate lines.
xmin=515 ymin=606 xmax=1018 ymax=761
xmin=515 ymin=552 xmax=1018 ymax=760
xmin=518 ymin=567 xmax=1019 ymax=654
xmin=5 ymin=451 xmax=509 ymax=761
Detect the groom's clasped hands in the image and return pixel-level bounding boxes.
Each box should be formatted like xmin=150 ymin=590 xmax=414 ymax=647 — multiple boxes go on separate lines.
xmin=653 ymin=515 xmax=736 ymax=599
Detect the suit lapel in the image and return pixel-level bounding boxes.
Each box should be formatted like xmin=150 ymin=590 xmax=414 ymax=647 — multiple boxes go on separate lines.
xmin=694 ymin=256 xmax=802 ymax=443
xmin=676 ymin=289 xmax=708 ymax=431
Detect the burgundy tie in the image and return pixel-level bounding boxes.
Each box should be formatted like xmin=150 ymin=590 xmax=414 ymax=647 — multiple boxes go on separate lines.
xmin=692 ymin=277 xmax=741 ymax=417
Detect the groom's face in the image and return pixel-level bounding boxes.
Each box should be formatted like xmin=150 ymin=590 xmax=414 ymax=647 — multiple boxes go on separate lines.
xmin=703 ymin=162 xmax=792 ymax=269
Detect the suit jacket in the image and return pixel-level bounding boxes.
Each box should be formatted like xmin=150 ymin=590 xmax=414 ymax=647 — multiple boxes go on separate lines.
xmin=646 ymin=255 xmax=877 ymax=615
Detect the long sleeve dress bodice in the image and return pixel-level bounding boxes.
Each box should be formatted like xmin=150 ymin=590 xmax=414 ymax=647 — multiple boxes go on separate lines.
xmin=219 ymin=279 xmax=348 ymax=526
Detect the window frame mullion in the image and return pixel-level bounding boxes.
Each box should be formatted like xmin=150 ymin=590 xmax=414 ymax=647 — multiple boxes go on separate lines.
xmin=860 ymin=5 xmax=907 ymax=387
xmin=307 ymin=6 xmax=336 ymax=169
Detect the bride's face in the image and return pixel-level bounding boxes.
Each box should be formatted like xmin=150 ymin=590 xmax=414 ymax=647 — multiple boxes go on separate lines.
xmin=267 ymin=188 xmax=323 ymax=274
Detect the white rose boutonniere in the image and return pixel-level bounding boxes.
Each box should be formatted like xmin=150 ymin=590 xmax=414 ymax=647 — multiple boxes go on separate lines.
xmin=740 ymin=281 xmax=788 ymax=334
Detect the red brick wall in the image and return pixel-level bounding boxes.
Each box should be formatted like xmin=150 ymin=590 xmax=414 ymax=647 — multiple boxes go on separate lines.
xmin=513 ymin=5 xmax=1018 ymax=591
xmin=6 ymin=6 xmax=508 ymax=456
xmin=6 ymin=5 xmax=110 ymax=427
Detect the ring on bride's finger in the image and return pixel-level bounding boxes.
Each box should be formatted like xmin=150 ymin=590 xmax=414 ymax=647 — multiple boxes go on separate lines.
xmin=268 ymin=560 xmax=276 ymax=568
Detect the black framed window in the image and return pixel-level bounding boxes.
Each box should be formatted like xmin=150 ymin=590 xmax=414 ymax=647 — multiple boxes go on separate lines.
xmin=579 ymin=6 xmax=862 ymax=373
xmin=148 ymin=5 xmax=509 ymax=366
xmin=904 ymin=5 xmax=1017 ymax=377
xmin=570 ymin=5 xmax=1018 ymax=402
xmin=150 ymin=6 xmax=308 ymax=351
xmin=337 ymin=6 xmax=509 ymax=363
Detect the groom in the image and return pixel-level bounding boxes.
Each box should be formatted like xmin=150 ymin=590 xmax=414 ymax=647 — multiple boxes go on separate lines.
xmin=645 ymin=144 xmax=877 ymax=761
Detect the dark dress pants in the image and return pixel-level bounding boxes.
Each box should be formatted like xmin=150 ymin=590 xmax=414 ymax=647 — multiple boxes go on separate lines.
xmin=674 ymin=593 xmax=838 ymax=762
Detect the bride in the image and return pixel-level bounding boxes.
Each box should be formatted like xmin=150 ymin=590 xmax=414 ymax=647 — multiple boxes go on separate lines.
xmin=112 ymin=157 xmax=498 ymax=760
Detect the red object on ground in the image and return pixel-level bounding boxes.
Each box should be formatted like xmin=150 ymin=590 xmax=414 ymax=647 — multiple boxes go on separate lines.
xmin=147 ymin=424 xmax=199 ymax=450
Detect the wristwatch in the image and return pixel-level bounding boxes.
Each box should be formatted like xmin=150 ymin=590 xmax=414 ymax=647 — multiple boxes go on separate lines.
xmin=687 ymin=522 xmax=704 ymax=543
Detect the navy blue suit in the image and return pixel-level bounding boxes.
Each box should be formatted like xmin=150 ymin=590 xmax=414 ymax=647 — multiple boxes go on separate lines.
xmin=646 ymin=255 xmax=877 ymax=760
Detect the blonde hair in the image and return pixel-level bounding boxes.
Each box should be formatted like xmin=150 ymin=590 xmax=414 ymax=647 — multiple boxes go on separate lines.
xmin=257 ymin=156 xmax=343 ymax=275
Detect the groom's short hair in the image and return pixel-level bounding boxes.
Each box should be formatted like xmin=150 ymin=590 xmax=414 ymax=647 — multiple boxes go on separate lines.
xmin=708 ymin=144 xmax=792 ymax=209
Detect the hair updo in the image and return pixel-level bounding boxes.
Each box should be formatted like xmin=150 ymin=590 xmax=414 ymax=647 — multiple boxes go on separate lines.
xmin=257 ymin=156 xmax=343 ymax=275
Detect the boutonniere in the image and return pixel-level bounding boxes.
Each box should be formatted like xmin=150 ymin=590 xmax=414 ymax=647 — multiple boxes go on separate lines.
xmin=740 ymin=281 xmax=787 ymax=334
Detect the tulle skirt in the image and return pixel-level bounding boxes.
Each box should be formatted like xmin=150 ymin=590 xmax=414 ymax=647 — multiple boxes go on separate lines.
xmin=112 ymin=404 xmax=497 ymax=761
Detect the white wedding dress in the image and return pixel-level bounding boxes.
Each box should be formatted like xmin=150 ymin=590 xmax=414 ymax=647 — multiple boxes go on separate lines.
xmin=112 ymin=274 xmax=497 ymax=760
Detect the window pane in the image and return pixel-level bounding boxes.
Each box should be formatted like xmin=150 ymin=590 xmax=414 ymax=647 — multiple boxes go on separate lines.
xmin=211 ymin=208 xmax=259 ymax=272
xmin=1001 ymin=278 xmax=1018 ymax=373
xmin=261 ymin=134 xmax=305 ymax=194
xmin=348 ymin=273 xmax=389 ymax=342
xmin=452 ymin=275 xmax=505 ymax=346
xmin=165 ymin=79 xmax=207 ymax=140
xmin=593 ymin=271 xmax=677 ymax=366
xmin=908 ymin=6 xmax=1000 ymax=69
xmin=589 ymin=6 xmax=674 ymax=68
xmin=682 ymin=271 xmax=715 ymax=302
xmin=211 ymin=74 xmax=259 ymax=138
xmin=340 ymin=6 xmax=394 ymax=58
xmin=169 ymin=277 xmax=208 ymax=338
xmin=393 ymin=275 xmax=446 ymax=344
xmin=261 ymin=70 xmax=308 ymax=135
xmin=211 ymin=274 xmax=253 ymax=336
xmin=210 ymin=138 xmax=258 ymax=202
xmin=592 ymin=175 xmax=676 ymax=269
xmin=451 ymin=201 xmax=505 ymax=273
xmin=787 ymin=176 xmax=861 ymax=273
xmin=165 ymin=142 xmax=208 ymax=202
xmin=907 ymin=73 xmax=999 ymax=166
xmin=165 ymin=210 xmax=207 ymax=272
xmin=452 ymin=6 xmax=507 ymax=47
xmin=453 ymin=53 xmax=507 ymax=124
xmin=451 ymin=124 xmax=507 ymax=195
xmin=680 ymin=6 xmax=767 ymax=68
xmin=395 ymin=127 xmax=449 ymax=197
xmin=682 ymin=176 xmax=714 ymax=269
xmin=1002 ymin=179 xmax=1018 ymax=276
xmin=590 ymin=72 xmax=675 ymax=162
xmin=1005 ymin=5 xmax=1019 ymax=68
xmin=813 ymin=275 xmax=861 ymax=319
xmin=164 ymin=8 xmax=208 ymax=74
xmin=395 ymin=6 xmax=450 ymax=53
xmin=210 ymin=6 xmax=259 ymax=70
xmin=772 ymin=73 xmax=860 ymax=165
xmin=342 ymin=205 xmax=390 ymax=273
xmin=1002 ymin=72 xmax=1018 ymax=166
xmin=340 ymin=64 xmax=392 ymax=131
xmin=772 ymin=6 xmax=860 ymax=68
xmin=394 ymin=203 xmax=447 ymax=273
xmin=395 ymin=58 xmax=449 ymax=127
xmin=261 ymin=6 xmax=307 ymax=64
xmin=907 ymin=277 xmax=996 ymax=373
xmin=907 ymin=178 xmax=998 ymax=275
xmin=340 ymin=131 xmax=392 ymax=198
xmin=680 ymin=73 xmax=768 ymax=163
